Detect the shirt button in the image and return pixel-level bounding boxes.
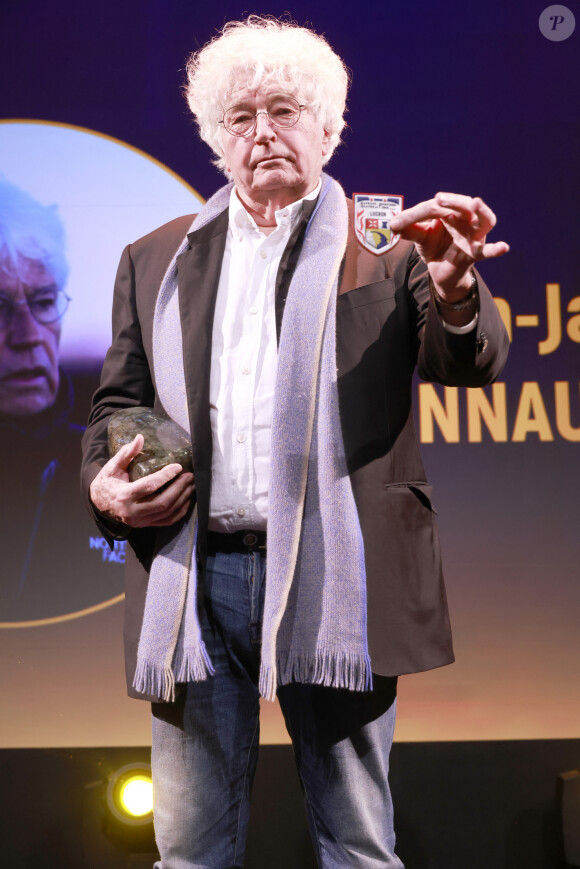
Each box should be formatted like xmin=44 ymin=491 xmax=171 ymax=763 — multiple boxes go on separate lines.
xmin=249 ymin=305 xmax=258 ymax=315
xmin=241 ymin=366 xmax=251 ymax=375
xmin=236 ymin=432 xmax=247 ymax=443
xmin=259 ymin=250 xmax=267 ymax=259
xmin=237 ymin=506 xmax=247 ymax=517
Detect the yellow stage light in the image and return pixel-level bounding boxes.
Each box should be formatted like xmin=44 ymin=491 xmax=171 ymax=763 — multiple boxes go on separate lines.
xmin=120 ymin=775 xmax=153 ymax=817
xmin=106 ymin=763 xmax=154 ymax=826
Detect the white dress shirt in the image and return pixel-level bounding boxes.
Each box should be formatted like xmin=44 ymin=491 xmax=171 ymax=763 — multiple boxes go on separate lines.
xmin=207 ymin=182 xmax=475 ymax=531
xmin=208 ymin=183 xmax=320 ymax=532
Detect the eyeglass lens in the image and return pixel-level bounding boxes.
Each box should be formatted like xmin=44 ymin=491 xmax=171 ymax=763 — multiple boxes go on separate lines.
xmin=223 ymin=96 xmax=302 ymax=136
xmin=0 ymin=288 xmax=69 ymax=329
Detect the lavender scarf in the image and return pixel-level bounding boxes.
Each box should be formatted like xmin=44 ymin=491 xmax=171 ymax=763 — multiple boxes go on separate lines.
xmin=133 ymin=174 xmax=371 ymax=702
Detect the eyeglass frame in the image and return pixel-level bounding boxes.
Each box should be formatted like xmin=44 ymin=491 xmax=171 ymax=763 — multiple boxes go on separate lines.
xmin=0 ymin=286 xmax=71 ymax=331
xmin=218 ymin=95 xmax=306 ymax=138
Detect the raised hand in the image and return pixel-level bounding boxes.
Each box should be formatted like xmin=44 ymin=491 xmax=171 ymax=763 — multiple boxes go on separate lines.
xmin=390 ymin=192 xmax=509 ymax=299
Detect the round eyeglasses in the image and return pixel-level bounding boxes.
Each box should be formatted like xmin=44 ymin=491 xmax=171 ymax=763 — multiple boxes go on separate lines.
xmin=219 ymin=95 xmax=305 ymax=137
xmin=0 ymin=287 xmax=70 ymax=331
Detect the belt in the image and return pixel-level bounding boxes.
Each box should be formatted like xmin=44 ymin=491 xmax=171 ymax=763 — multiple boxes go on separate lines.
xmin=206 ymin=529 xmax=266 ymax=554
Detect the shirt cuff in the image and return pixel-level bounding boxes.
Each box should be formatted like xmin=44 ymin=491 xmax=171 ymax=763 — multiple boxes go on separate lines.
xmin=440 ymin=312 xmax=479 ymax=334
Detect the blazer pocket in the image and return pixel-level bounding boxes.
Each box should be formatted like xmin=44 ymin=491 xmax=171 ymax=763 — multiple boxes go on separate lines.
xmin=377 ymin=482 xmax=443 ymax=612
xmin=383 ymin=481 xmax=438 ymax=514
xmin=337 ymin=278 xmax=396 ymax=313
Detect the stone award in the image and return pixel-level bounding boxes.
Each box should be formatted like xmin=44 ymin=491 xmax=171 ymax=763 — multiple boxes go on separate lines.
xmin=107 ymin=407 xmax=193 ymax=482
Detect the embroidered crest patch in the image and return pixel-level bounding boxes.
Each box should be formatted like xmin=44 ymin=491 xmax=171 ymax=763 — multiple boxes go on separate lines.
xmin=353 ymin=193 xmax=404 ymax=255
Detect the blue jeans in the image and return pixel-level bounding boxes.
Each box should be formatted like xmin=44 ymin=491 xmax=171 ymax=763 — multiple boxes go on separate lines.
xmin=152 ymin=550 xmax=403 ymax=869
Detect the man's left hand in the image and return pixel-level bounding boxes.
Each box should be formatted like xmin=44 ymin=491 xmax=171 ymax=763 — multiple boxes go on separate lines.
xmin=389 ymin=192 xmax=509 ymax=300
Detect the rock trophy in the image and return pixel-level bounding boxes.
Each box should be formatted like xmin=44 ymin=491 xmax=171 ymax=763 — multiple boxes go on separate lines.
xmin=107 ymin=407 xmax=193 ymax=481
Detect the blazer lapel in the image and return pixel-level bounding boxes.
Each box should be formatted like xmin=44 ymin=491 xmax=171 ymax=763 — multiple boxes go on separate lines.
xmin=177 ymin=208 xmax=228 ymax=533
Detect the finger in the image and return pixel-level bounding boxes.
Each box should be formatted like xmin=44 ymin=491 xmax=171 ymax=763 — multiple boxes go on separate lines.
xmin=130 ymin=463 xmax=190 ymax=499
xmin=146 ymin=504 xmax=191 ymax=527
xmin=478 ymin=240 xmax=510 ymax=260
xmin=132 ymin=476 xmax=195 ymax=525
xmin=141 ymin=486 xmax=195 ymax=526
xmin=134 ymin=470 xmax=194 ymax=510
xmin=470 ymin=198 xmax=498 ymax=240
xmin=434 ymin=192 xmax=476 ymax=212
xmin=390 ymin=199 xmax=450 ymax=231
xmin=391 ymin=220 xmax=434 ymax=244
xmin=436 ymin=193 xmax=497 ymax=237
xmin=107 ymin=434 xmax=145 ymax=473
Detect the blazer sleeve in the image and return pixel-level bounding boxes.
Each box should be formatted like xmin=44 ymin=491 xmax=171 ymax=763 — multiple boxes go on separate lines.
xmin=80 ymin=242 xmax=156 ymax=541
xmin=406 ymin=245 xmax=510 ymax=386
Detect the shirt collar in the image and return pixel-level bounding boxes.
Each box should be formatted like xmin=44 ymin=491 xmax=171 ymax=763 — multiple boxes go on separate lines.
xmin=229 ymin=179 xmax=322 ymax=238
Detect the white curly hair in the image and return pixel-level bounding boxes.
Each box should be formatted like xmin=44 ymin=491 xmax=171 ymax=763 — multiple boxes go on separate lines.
xmin=185 ymin=16 xmax=349 ymax=174
xmin=0 ymin=178 xmax=68 ymax=290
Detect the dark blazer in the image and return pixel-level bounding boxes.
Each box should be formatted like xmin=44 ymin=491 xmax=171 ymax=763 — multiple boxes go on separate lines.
xmin=81 ymin=199 xmax=509 ymax=701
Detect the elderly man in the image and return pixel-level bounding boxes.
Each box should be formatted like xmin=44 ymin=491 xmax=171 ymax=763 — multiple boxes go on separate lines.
xmin=0 ymin=179 xmax=124 ymax=621
xmin=82 ymin=17 xmax=509 ymax=869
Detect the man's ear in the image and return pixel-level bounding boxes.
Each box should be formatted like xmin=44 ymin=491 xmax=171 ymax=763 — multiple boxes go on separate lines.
xmin=321 ymin=129 xmax=332 ymax=157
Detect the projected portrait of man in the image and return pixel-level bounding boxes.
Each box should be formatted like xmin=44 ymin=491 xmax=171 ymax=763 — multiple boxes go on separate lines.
xmin=0 ymin=179 xmax=124 ymax=622
xmin=0 ymin=191 xmax=65 ymax=417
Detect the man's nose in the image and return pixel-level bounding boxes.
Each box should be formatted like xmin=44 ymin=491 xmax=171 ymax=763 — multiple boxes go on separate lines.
xmin=253 ymin=110 xmax=277 ymax=141
xmin=8 ymin=301 xmax=44 ymax=346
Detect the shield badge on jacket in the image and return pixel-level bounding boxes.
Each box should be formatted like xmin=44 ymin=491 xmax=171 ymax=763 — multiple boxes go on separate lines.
xmin=353 ymin=193 xmax=404 ymax=255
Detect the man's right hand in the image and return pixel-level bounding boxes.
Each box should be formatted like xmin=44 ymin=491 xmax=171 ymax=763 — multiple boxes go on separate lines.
xmin=89 ymin=434 xmax=195 ymax=528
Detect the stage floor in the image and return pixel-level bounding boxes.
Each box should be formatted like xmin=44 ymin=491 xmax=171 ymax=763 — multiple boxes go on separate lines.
xmin=0 ymin=740 xmax=578 ymax=868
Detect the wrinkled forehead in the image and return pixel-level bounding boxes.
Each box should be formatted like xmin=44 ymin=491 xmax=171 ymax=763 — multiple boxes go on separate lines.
xmin=0 ymin=252 xmax=58 ymax=290
xmin=223 ymin=67 xmax=303 ymax=109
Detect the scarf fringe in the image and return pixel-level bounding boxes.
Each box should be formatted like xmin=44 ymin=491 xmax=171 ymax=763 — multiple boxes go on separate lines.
xmin=133 ymin=661 xmax=176 ymax=703
xmin=259 ymin=666 xmax=278 ymax=703
xmin=174 ymin=642 xmax=215 ymax=683
xmin=259 ymin=651 xmax=373 ymax=702
xmin=133 ymin=643 xmax=214 ymax=702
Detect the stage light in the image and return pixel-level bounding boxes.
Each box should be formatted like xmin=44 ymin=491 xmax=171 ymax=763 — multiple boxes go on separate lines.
xmin=106 ymin=763 xmax=154 ymax=826
xmin=82 ymin=755 xmax=158 ymax=867
xmin=120 ymin=775 xmax=153 ymax=817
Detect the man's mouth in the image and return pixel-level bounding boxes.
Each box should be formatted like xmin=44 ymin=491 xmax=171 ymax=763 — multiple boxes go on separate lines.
xmin=254 ymin=155 xmax=290 ymax=167
xmin=1 ymin=366 xmax=48 ymax=385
